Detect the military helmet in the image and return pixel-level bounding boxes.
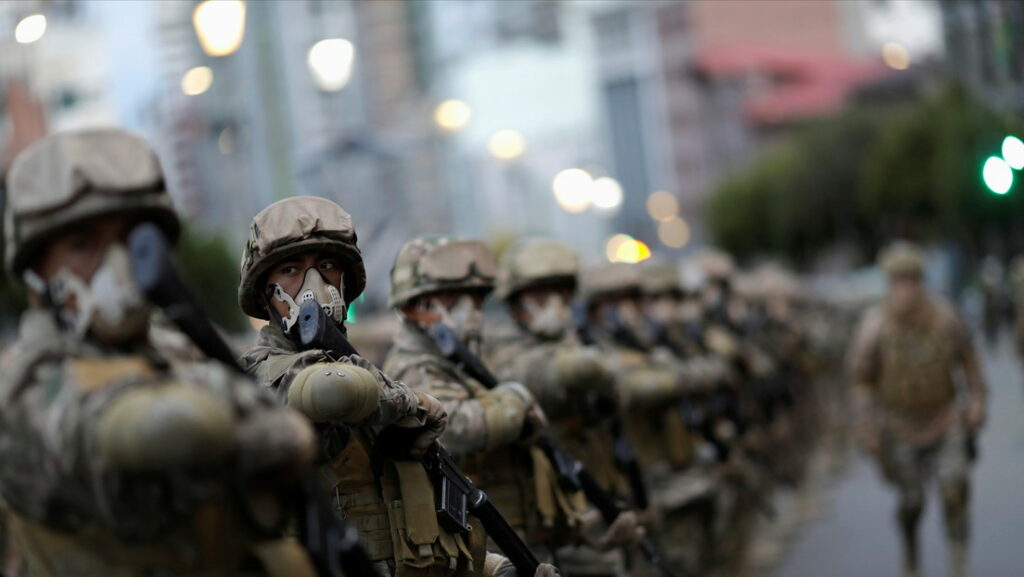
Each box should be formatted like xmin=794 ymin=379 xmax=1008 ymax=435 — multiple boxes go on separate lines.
xmin=879 ymin=241 xmax=925 ymax=280
xmin=580 ymin=262 xmax=642 ymax=305
xmin=495 ymin=238 xmax=579 ymax=301
xmin=4 ymin=129 xmax=180 ymax=278
xmin=239 ymin=196 xmax=366 ymax=320
xmin=757 ymin=264 xmax=801 ymax=301
xmin=639 ymin=261 xmax=682 ymax=296
xmin=389 ymin=235 xmax=496 ymax=308
xmin=689 ymin=247 xmax=735 ymax=281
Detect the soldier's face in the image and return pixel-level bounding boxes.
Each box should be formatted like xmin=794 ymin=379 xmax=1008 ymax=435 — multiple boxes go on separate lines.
xmin=34 ymin=214 xmax=139 ymax=291
xmin=263 ymin=251 xmax=344 ymax=322
xmin=513 ymin=286 xmax=573 ymax=339
xmin=888 ymin=276 xmax=923 ymax=315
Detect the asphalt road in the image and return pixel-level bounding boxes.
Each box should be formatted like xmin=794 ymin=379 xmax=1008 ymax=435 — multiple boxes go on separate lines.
xmin=773 ymin=333 xmax=1024 ymax=577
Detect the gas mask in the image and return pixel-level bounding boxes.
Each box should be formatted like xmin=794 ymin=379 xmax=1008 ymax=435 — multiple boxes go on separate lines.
xmin=596 ymin=300 xmax=647 ymax=349
xmin=426 ymin=294 xmax=484 ymax=354
xmin=521 ymin=293 xmax=571 ymax=340
xmin=26 ymin=244 xmax=152 ymax=346
xmin=268 ymin=268 xmax=346 ymax=333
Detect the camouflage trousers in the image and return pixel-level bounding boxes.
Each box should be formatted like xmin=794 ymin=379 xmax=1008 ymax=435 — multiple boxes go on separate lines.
xmin=878 ymin=425 xmax=970 ymax=543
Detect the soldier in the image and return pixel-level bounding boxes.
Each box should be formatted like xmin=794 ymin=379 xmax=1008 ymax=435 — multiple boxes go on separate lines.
xmin=237 ymin=198 xmax=553 ymax=577
xmin=383 ymin=236 xmax=592 ymax=564
xmin=578 ymin=262 xmax=718 ymax=572
xmin=848 ymin=241 xmax=987 ymax=577
xmin=485 ymin=239 xmax=644 ymax=576
xmin=0 ymin=129 xmax=319 ymax=576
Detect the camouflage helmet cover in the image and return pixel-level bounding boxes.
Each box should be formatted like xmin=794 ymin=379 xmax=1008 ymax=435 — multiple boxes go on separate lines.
xmin=389 ymin=235 xmax=496 ymax=308
xmin=580 ymin=262 xmax=642 ymax=305
xmin=689 ymin=247 xmax=735 ymax=281
xmin=879 ymin=241 xmax=925 ymax=280
xmin=238 ymin=196 xmax=366 ymax=320
xmin=4 ymin=128 xmax=180 ymax=277
xmin=495 ymin=238 xmax=579 ymax=301
xmin=639 ymin=261 xmax=682 ymax=296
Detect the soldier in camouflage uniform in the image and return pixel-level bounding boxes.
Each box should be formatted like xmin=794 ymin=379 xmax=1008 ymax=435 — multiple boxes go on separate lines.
xmin=485 ymin=239 xmax=645 ymax=576
xmin=849 ymin=242 xmax=987 ymax=577
xmin=578 ymin=262 xmax=719 ymax=572
xmin=0 ymin=129 xmax=320 ymax=576
xmin=383 ymin=236 xmax=599 ymax=566
xmin=237 ymin=197 xmax=551 ymax=577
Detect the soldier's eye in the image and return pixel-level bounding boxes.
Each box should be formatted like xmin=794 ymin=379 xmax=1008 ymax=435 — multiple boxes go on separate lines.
xmin=280 ymin=265 xmax=298 ymax=275
xmin=320 ymin=260 xmax=338 ymax=270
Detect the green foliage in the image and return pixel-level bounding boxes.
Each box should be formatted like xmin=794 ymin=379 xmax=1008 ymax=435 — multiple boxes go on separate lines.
xmin=710 ymin=83 xmax=1024 ymax=265
xmin=175 ymin=228 xmax=247 ymax=333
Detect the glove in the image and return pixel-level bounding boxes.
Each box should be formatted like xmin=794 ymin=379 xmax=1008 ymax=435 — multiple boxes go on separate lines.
xmin=485 ymin=555 xmax=559 ymax=577
xmin=385 ymin=390 xmax=448 ymax=458
xmin=582 ymin=509 xmax=645 ymax=551
xmin=533 ymin=564 xmax=559 ymax=577
xmin=964 ymin=397 xmax=986 ymax=433
xmin=553 ymin=347 xmax=614 ymax=395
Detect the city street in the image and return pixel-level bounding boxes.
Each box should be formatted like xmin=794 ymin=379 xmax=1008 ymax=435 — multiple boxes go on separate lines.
xmin=775 ymin=334 xmax=1024 ymax=577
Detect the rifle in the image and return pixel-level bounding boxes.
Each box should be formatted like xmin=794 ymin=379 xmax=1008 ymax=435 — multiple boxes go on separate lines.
xmin=426 ymin=322 xmax=677 ymax=577
xmin=127 ymin=222 xmax=379 ymax=577
xmin=571 ymin=303 xmax=652 ymax=512
xmin=295 ymin=300 xmax=541 ymax=576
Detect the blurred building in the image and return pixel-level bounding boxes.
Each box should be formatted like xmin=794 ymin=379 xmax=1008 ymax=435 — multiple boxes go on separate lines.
xmin=155 ymin=0 xmax=449 ymax=305
xmin=0 ymin=1 xmax=116 ymax=167
xmin=940 ymin=1 xmax=1024 ymax=113
xmin=588 ymin=0 xmax=941 ymax=247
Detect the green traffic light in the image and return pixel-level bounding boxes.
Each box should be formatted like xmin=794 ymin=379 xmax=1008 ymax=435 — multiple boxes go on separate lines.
xmin=1002 ymin=135 xmax=1024 ymax=170
xmin=983 ymin=156 xmax=1013 ymax=195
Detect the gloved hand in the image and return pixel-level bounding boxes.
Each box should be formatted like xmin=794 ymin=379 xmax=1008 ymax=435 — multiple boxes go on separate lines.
xmin=581 ymin=509 xmax=645 ymax=551
xmin=494 ymin=381 xmax=549 ymax=445
xmin=486 ymin=555 xmax=559 ymax=577
xmin=964 ymin=396 xmax=986 ymax=433
xmin=389 ymin=390 xmax=448 ymax=458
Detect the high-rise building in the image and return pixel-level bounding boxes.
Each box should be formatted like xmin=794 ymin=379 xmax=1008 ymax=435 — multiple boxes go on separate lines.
xmin=940 ymin=0 xmax=1024 ymax=113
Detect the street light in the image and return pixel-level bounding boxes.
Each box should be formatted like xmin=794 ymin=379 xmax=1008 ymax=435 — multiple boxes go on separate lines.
xmin=434 ymin=100 xmax=472 ymax=132
xmin=604 ymin=234 xmax=652 ymax=264
xmin=591 ymin=177 xmax=623 ymax=211
xmin=1001 ymin=136 xmax=1024 ymax=170
xmin=15 ymin=14 xmax=46 ymax=44
xmin=982 ymin=156 xmax=1013 ymax=195
xmin=193 ymin=0 xmax=246 ymax=57
xmin=646 ymin=190 xmax=678 ymax=222
xmin=308 ymin=38 xmax=355 ymax=92
xmin=658 ymin=216 xmax=690 ymax=248
xmin=882 ymin=42 xmax=909 ymax=70
xmin=552 ymin=168 xmax=592 ymax=213
xmin=181 ymin=66 xmax=214 ymax=96
xmin=488 ymin=130 xmax=525 ymax=160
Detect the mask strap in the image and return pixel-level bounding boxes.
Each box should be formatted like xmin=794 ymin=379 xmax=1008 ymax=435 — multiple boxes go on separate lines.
xmin=23 ymin=268 xmax=68 ymax=330
xmin=263 ymin=286 xmax=293 ymax=335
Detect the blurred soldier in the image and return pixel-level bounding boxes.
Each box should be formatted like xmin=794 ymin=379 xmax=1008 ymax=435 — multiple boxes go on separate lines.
xmin=1008 ymin=255 xmax=1024 ymax=360
xmin=0 ymin=129 xmax=319 ymax=576
xmin=486 ymin=239 xmax=644 ymax=576
xmin=238 ymin=198 xmax=545 ymax=577
xmin=383 ymin=236 xmax=587 ymax=564
xmin=849 ymin=241 xmax=987 ymax=577
xmin=579 ymin=262 xmax=714 ymax=571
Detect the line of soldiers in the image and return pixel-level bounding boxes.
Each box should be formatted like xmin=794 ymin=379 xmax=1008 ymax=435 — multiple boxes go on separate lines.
xmin=0 ymin=128 xmax=847 ymax=577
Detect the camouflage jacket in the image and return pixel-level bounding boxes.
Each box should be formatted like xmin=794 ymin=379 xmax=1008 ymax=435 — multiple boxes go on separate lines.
xmin=383 ymin=321 xmax=586 ymax=545
xmin=0 ymin=309 xmax=308 ymax=562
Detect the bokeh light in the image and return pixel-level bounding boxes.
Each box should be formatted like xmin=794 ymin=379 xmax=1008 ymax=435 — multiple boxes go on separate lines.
xmin=488 ymin=130 xmax=525 ymax=160
xmin=646 ymin=190 xmax=679 ymax=222
xmin=658 ymin=216 xmax=691 ymax=248
xmin=591 ymin=177 xmax=623 ymax=210
xmin=983 ymin=156 xmax=1013 ymax=195
xmin=434 ymin=99 xmax=472 ymax=132
xmin=882 ymin=42 xmax=909 ymax=70
xmin=193 ymin=0 xmax=247 ymax=57
xmin=308 ymin=38 xmax=355 ymax=92
xmin=605 ymin=234 xmax=652 ymax=263
xmin=181 ymin=66 xmax=214 ymax=96
xmin=1001 ymin=136 xmax=1024 ymax=170
xmin=15 ymin=14 xmax=46 ymax=44
xmin=552 ymin=168 xmax=593 ymax=213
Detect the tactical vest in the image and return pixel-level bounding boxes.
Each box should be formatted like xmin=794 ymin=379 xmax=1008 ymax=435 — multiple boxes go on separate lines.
xmin=386 ymin=354 xmax=586 ymax=548
xmin=615 ymin=349 xmax=694 ymax=471
xmin=876 ymin=312 xmax=957 ymax=415
xmin=319 ymin=430 xmax=484 ymax=577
